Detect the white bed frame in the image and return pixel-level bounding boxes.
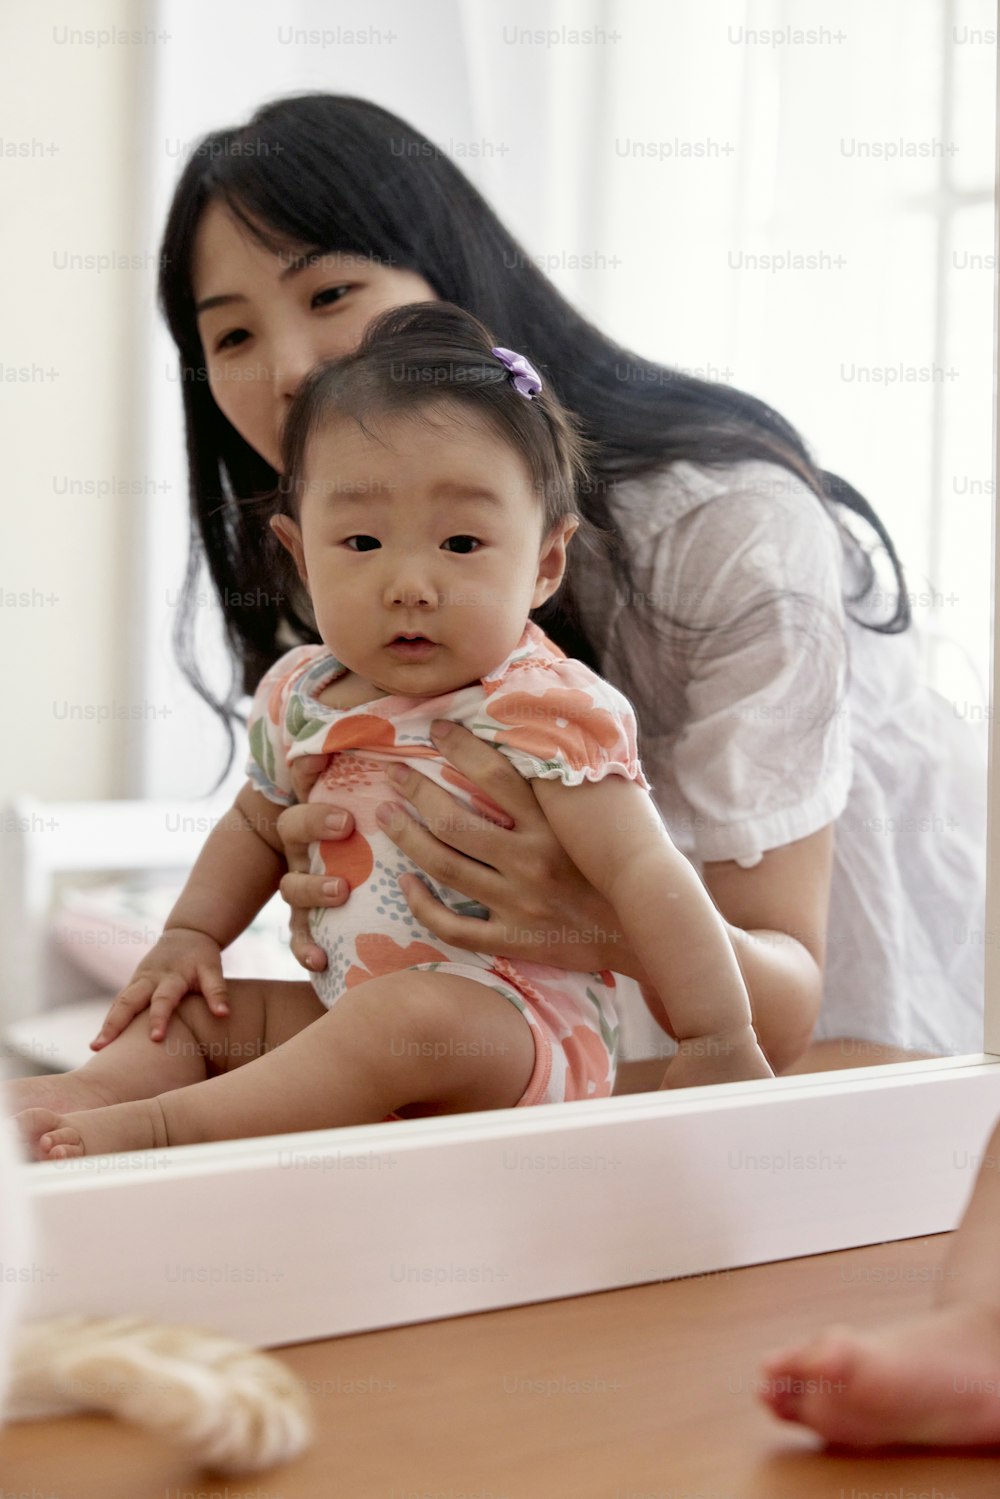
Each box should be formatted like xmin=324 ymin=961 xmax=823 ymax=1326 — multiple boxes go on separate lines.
xmin=2 ymin=783 xmax=999 ymax=1347
xmin=0 ymin=795 xmax=218 ymax=1034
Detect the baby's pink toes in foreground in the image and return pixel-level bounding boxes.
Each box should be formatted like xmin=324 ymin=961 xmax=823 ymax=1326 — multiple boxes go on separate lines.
xmin=16 ymin=1107 xmax=86 ymax=1161
xmin=758 ymin=1304 xmax=1000 ymax=1448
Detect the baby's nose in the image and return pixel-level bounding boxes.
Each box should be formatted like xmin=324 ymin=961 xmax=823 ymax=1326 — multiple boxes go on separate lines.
xmin=385 ymin=571 xmax=438 ymax=608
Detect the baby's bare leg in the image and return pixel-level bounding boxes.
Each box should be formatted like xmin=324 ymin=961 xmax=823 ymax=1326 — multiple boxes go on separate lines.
xmin=758 ymin=1113 xmax=1000 ymax=1446
xmin=4 ymin=979 xmax=324 ymax=1117
xmin=19 ymin=974 xmax=536 ymax=1158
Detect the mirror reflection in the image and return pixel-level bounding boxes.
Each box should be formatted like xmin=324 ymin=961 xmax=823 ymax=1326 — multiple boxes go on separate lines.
xmin=2 ymin=2 xmax=994 ymax=1159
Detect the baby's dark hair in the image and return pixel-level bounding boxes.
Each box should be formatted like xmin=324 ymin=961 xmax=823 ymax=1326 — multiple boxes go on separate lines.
xmin=275 ymin=301 xmax=605 ymax=548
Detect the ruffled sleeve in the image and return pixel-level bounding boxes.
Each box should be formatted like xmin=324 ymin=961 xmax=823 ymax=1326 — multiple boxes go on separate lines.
xmin=476 ymin=651 xmax=651 ymax=790
xmin=245 ymin=645 xmax=324 ymax=805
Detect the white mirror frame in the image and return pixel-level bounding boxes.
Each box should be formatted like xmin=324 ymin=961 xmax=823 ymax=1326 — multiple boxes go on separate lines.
xmin=16 ymin=695 xmax=1000 ymax=1347
xmin=13 ymin=81 xmax=1000 ymax=1363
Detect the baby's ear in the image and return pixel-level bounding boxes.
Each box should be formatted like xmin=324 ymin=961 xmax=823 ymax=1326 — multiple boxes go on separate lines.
xmin=532 ymin=515 xmax=579 ymax=609
xmin=270 ymin=514 xmax=308 ymax=585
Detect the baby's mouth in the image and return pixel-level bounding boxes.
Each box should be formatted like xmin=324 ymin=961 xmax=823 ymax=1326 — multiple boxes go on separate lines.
xmin=388 ymin=634 xmax=438 ymax=655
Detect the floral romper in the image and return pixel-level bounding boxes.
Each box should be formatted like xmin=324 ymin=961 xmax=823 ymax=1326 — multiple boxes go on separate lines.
xmin=246 ymin=620 xmax=652 ymax=1110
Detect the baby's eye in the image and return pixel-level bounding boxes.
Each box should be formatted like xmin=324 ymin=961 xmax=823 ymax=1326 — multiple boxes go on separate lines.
xmin=442 ymin=535 xmax=481 ymax=554
xmin=344 ymin=535 xmax=381 ymax=552
xmin=215 ymin=328 xmax=250 ymax=353
xmin=313 ymin=285 xmax=351 ymax=309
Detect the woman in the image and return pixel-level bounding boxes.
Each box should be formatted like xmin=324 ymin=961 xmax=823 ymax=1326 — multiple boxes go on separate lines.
xmin=158 ymin=91 xmax=985 ymax=1072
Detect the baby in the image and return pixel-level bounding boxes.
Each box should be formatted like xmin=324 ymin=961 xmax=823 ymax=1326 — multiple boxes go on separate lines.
xmin=16 ymin=302 xmax=771 ymax=1161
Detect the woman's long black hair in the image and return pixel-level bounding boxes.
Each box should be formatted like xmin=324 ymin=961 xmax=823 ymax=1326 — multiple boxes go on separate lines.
xmin=158 ymin=92 xmax=910 ymax=770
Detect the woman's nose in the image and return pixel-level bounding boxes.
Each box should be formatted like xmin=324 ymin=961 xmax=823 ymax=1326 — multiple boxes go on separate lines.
xmin=272 ymin=330 xmax=322 ymax=403
xmin=271 ymin=338 xmax=324 ymax=461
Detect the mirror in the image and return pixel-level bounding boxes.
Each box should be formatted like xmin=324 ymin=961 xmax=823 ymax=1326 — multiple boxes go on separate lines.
xmin=2 ymin=0 xmax=996 ymax=1186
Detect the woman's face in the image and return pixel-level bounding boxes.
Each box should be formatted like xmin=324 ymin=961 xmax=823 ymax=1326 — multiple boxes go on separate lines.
xmin=191 ymin=199 xmax=438 ymax=470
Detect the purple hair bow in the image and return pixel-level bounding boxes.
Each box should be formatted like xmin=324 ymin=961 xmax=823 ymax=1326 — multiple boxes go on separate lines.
xmin=491 ymin=345 xmax=543 ymax=399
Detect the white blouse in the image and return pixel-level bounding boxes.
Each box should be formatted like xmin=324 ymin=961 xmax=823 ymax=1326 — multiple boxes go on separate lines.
xmin=576 ymin=460 xmax=987 ymax=1059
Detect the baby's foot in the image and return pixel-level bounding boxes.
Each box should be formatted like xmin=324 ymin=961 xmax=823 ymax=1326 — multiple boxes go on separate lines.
xmin=17 ymin=1098 xmax=170 ymax=1162
xmin=3 ymin=1070 xmax=123 ymax=1119
xmin=758 ymin=1301 xmax=1000 ymax=1447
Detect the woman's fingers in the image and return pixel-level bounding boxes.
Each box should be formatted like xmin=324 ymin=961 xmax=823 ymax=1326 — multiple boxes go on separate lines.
xmin=382 ymin=765 xmax=516 ymax=862
xmin=279 ymin=871 xmax=348 ymax=971
xmin=289 ymin=903 xmax=327 ymax=972
xmin=376 ymin=802 xmax=505 ymax=907
xmin=399 ymin=874 xmax=513 ymax=955
xmin=428 ymin=721 xmax=541 ymax=822
xmin=279 ymin=871 xmax=348 ymax=909
xmin=288 ymin=753 xmax=333 ymax=806
xmin=275 ymin=801 xmax=353 ymax=972
xmin=276 ymin=801 xmax=355 ymax=871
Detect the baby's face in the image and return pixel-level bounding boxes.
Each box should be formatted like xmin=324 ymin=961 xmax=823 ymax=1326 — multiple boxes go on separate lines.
xmin=282 ymin=402 xmax=573 ymax=697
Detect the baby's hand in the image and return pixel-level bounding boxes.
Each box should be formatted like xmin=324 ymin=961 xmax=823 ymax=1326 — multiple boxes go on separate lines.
xmin=658 ymin=1024 xmax=774 ymax=1091
xmin=90 ymin=927 xmax=228 ymax=1049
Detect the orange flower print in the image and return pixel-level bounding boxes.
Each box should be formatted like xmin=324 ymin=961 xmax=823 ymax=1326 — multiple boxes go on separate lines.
xmin=562 ymin=1024 xmax=613 ymax=1100
xmin=318 ymin=830 xmax=374 ymax=891
xmin=267 ymin=670 xmax=287 ymax=726
xmin=321 ymin=715 xmax=397 ymax=754
xmin=344 ymin=932 xmax=452 ymax=988
xmin=265 ymin=649 xmax=316 ymax=726
xmin=486 ymin=688 xmax=624 ymax=772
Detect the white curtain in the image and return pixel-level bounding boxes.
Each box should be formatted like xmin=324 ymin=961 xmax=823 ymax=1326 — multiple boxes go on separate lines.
xmin=138 ymin=0 xmax=995 ymax=798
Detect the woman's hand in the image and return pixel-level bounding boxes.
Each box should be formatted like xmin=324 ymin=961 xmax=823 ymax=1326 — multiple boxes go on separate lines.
xmin=90 ymin=927 xmax=228 ymax=1048
xmin=273 ymin=728 xmax=646 ymax=976
xmin=274 ymin=753 xmax=353 ymax=972
xmin=375 ymin=720 xmax=640 ymax=974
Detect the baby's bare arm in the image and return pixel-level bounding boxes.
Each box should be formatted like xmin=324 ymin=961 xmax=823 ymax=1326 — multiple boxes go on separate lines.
xmin=532 ymin=776 xmax=771 ymax=1083
xmin=92 ymin=785 xmax=288 ymax=1048
xmin=165 ymin=782 xmax=287 ymax=945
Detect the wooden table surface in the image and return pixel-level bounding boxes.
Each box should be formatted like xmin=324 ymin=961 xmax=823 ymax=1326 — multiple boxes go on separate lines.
xmin=2 ymin=1229 xmax=998 ymax=1497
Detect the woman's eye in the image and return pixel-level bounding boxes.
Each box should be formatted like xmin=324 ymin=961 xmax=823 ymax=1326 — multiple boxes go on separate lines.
xmin=313 ymin=285 xmax=351 ymax=309
xmin=442 ymin=535 xmax=480 ymax=554
xmin=344 ymin=535 xmax=381 ymax=552
xmin=215 ymin=328 xmax=250 ymax=353
xmin=211 ymin=286 xmax=349 ymax=352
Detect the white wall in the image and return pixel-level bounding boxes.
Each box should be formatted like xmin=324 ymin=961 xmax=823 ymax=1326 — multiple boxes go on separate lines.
xmin=2 ymin=0 xmax=995 ymax=809
xmin=591 ymin=0 xmax=995 ymax=713
xmin=137 ymin=0 xmax=489 ymax=801
xmin=0 ymin=0 xmax=145 ymax=803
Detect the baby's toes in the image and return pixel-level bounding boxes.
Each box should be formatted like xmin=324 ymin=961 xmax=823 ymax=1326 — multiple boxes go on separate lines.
xmin=15 ymin=1106 xmax=65 ymax=1158
xmin=759 ymin=1361 xmax=809 ymax=1422
xmin=760 ymin=1326 xmax=857 ymax=1424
